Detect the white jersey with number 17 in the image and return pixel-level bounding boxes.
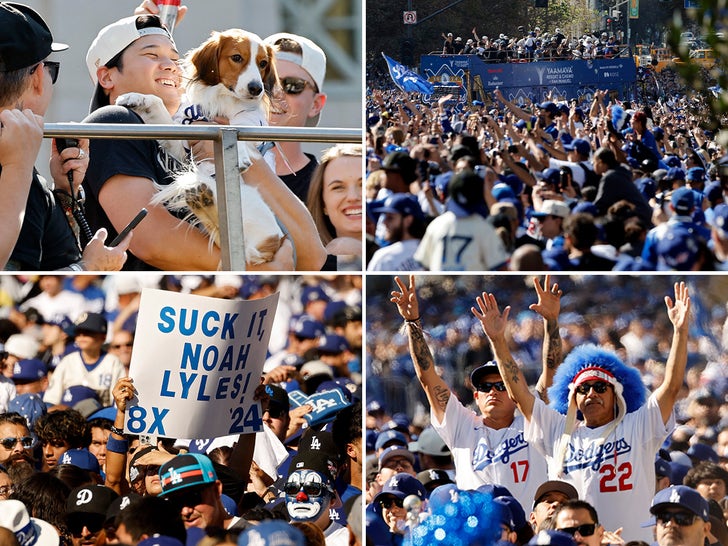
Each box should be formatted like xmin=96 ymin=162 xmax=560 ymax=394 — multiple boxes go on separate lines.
xmin=431 ymin=394 xmax=547 ymax=507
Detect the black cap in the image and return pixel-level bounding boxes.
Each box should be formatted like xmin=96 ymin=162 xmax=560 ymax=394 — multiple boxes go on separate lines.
xmin=66 ymin=485 xmax=119 ymax=516
xmin=0 ymin=3 xmax=68 ymax=71
xmin=470 ymin=361 xmax=501 ymax=387
xmin=448 ymin=170 xmax=487 ymax=216
xmin=382 ymin=151 xmax=417 ymax=184
xmin=265 ymin=384 xmax=290 ymax=412
xmin=289 ymin=449 xmax=337 ymax=486
xmin=74 ymin=312 xmax=108 ymax=335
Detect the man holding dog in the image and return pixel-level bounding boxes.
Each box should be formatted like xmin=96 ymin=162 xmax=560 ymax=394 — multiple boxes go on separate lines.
xmin=136 ymin=1 xmax=329 ymax=203
xmin=83 ymin=12 xmax=327 ymax=270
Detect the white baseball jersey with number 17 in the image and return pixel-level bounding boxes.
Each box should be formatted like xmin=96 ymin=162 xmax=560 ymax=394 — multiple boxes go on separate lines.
xmin=526 ymin=395 xmax=673 ymax=542
xmin=432 ymin=395 xmax=547 ymax=506
xmin=414 ymin=212 xmax=508 ymax=271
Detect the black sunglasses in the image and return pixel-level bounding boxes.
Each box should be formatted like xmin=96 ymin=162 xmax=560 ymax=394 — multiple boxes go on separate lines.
xmin=654 ymin=512 xmax=697 ymax=526
xmin=558 ymin=523 xmax=597 ymax=537
xmin=0 ymin=436 xmax=33 ymax=450
xmin=68 ymin=515 xmax=105 ymax=538
xmin=575 ymin=381 xmax=610 ymax=395
xmin=110 ymin=342 xmax=133 ymax=349
xmin=264 ymin=405 xmax=288 ymax=419
xmin=284 ymin=481 xmax=325 ymax=497
xmin=30 ymin=61 xmax=59 ymax=84
xmin=380 ymin=497 xmax=405 ymax=509
xmin=281 ymin=76 xmax=316 ymax=95
xmin=166 ymin=487 xmax=207 ymax=511
xmin=476 ymin=381 xmax=507 ymax=393
xmin=143 ymin=464 xmax=160 ymax=477
xmin=44 ymin=61 xmax=60 ymax=84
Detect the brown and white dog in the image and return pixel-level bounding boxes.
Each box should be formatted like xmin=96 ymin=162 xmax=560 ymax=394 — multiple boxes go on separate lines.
xmin=118 ymin=29 xmax=285 ymax=265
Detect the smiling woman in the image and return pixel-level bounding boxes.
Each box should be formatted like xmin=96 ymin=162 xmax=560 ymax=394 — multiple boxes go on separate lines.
xmin=306 ymin=143 xmax=363 ymax=265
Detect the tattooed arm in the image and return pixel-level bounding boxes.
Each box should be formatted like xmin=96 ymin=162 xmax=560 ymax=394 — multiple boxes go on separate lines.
xmin=471 ymin=291 xmax=536 ymax=420
xmin=391 ymin=275 xmax=451 ymax=423
xmin=528 ymin=275 xmax=563 ymax=403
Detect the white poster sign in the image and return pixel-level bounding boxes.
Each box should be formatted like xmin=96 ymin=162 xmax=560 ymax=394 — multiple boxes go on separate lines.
xmin=125 ymin=288 xmax=279 ymax=439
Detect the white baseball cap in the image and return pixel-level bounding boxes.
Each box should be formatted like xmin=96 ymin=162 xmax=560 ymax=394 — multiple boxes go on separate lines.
xmin=533 ymin=200 xmax=570 ymax=219
xmin=86 ymin=15 xmax=173 ymax=85
xmin=5 ymin=334 xmax=39 ymax=360
xmin=0 ymin=500 xmax=59 ymax=546
xmin=264 ymin=32 xmax=326 ymax=93
xmin=86 ymin=15 xmax=173 ymax=111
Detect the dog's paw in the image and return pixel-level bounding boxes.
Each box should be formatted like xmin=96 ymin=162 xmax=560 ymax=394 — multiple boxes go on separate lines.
xmin=116 ymin=92 xmax=165 ymax=116
xmin=185 ymin=182 xmax=216 ymax=211
xmin=237 ymin=142 xmax=256 ymax=173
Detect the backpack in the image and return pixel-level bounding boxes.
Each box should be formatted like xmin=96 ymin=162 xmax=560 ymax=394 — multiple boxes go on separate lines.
xmin=579 ymin=162 xmax=601 ymax=190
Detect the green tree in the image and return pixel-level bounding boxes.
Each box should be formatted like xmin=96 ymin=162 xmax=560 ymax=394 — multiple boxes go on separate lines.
xmin=668 ymin=0 xmax=728 ymax=144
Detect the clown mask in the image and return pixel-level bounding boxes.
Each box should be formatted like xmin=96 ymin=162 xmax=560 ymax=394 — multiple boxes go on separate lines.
xmin=285 ymin=468 xmax=333 ymax=522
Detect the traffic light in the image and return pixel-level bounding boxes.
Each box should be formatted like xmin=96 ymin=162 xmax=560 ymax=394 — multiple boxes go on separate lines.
xmin=606 ymin=17 xmax=613 ymax=30
xmin=535 ymin=0 xmax=548 ymax=7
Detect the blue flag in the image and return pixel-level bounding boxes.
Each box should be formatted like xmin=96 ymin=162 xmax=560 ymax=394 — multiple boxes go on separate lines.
xmin=382 ymin=53 xmax=434 ymax=94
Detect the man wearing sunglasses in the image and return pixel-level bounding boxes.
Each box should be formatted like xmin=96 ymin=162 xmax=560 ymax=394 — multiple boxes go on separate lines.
xmin=0 ymin=412 xmax=35 ymax=470
xmin=649 ymin=485 xmax=711 ymax=546
xmin=284 ymin=449 xmax=348 ymax=545
xmin=159 ymin=452 xmax=245 ymax=530
xmin=0 ymin=3 xmax=129 ymax=271
xmin=391 ymin=274 xmax=563 ymax=504
xmin=264 ymin=33 xmax=328 ymax=203
xmin=552 ymin=500 xmax=605 ymax=546
xmin=371 ymin=472 xmax=427 ymax=541
xmin=473 ymin=282 xmax=691 ymax=541
xmin=66 ymin=484 xmax=119 ymax=546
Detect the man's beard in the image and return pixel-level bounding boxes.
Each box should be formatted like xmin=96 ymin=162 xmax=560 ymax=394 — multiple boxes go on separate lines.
xmin=6 ymin=452 xmax=34 ymax=468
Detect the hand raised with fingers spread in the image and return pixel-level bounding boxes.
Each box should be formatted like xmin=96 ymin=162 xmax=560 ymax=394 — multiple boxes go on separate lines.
xmin=529 ymin=274 xmax=562 ymax=322
xmin=471 ymin=291 xmax=510 ymax=341
xmin=665 ymin=281 xmax=690 ymax=332
xmin=391 ymin=275 xmax=420 ymax=321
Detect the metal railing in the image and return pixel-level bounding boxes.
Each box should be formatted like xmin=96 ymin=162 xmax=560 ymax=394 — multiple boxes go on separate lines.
xmin=44 ymin=123 xmax=362 ymax=270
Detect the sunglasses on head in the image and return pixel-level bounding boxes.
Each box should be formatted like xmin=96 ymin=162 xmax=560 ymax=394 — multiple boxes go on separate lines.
xmin=284 ymin=481 xmax=325 ymax=497
xmin=280 ymin=77 xmax=315 ymax=95
xmin=654 ymin=512 xmax=697 ymax=526
xmin=380 ymin=497 xmax=404 ymax=509
xmin=476 ymin=381 xmax=507 ymax=393
xmin=558 ymin=523 xmax=597 ymax=537
xmin=575 ymin=381 xmax=610 ymax=395
xmin=0 ymin=436 xmax=33 ymax=450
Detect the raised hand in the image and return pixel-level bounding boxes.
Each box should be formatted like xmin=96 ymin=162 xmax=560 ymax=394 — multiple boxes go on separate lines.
xmin=665 ymin=281 xmax=690 ymax=332
xmin=471 ymin=291 xmax=510 ymax=341
xmin=529 ymin=274 xmax=562 ymax=322
xmin=391 ymin=275 xmax=420 ymax=321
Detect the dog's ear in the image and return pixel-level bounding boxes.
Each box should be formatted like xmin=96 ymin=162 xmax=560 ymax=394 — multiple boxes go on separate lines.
xmin=262 ymin=44 xmax=279 ymax=94
xmin=190 ymin=31 xmax=223 ymax=86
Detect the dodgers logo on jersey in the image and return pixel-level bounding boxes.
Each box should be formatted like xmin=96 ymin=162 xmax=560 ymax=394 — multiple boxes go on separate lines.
xmin=472 ymin=431 xmax=529 ymax=470
xmin=562 ymin=437 xmax=632 ymax=473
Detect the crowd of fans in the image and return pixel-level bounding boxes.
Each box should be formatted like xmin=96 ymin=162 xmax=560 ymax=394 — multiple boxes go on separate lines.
xmin=364 ymin=274 xmax=728 ymax=546
xmin=439 ymin=26 xmax=627 ymax=62
xmin=365 ymin=58 xmax=727 ymax=270
xmin=0 ymin=274 xmax=363 ymax=546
